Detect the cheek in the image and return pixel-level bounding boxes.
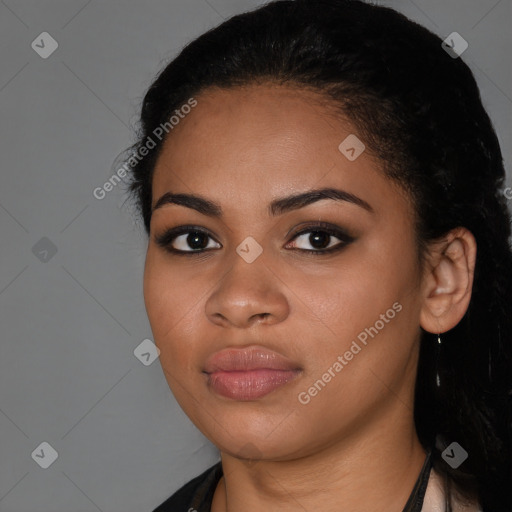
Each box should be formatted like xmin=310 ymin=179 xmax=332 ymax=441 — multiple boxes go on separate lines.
xmin=300 ymin=250 xmax=414 ymax=337
xmin=296 ymin=234 xmax=421 ymax=374
xmin=143 ymin=250 xmax=203 ymax=368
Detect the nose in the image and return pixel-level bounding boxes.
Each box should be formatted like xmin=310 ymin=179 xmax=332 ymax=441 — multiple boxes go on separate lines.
xmin=204 ymin=255 xmax=290 ymax=329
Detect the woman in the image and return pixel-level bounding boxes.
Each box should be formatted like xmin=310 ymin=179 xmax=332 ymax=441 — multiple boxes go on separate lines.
xmin=125 ymin=0 xmax=512 ymax=510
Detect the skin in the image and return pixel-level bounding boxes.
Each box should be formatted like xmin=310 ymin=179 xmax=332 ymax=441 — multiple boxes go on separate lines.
xmin=143 ymin=83 xmax=477 ymax=512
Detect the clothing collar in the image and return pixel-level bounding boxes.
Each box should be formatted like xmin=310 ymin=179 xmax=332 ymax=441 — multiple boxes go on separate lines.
xmin=402 ymin=448 xmax=433 ymax=512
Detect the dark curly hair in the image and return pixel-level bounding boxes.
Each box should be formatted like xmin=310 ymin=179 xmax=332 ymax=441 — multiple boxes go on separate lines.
xmin=123 ymin=0 xmax=512 ymax=509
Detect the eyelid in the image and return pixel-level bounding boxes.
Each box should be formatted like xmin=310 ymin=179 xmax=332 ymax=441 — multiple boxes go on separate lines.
xmin=287 ymin=221 xmax=354 ymax=240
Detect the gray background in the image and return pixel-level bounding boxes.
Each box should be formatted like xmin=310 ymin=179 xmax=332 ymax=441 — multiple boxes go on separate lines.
xmin=0 ymin=1 xmax=510 ymax=511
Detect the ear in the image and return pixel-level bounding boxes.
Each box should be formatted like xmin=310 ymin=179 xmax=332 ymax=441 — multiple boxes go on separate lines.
xmin=419 ymin=227 xmax=477 ymax=334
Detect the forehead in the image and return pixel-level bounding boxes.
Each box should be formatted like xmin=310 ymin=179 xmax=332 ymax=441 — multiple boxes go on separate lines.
xmin=151 ymin=83 xmax=409 ymax=217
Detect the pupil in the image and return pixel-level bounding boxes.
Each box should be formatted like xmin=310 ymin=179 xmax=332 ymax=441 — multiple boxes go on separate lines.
xmin=309 ymin=231 xmax=330 ymax=249
xmin=187 ymin=231 xmax=208 ymax=249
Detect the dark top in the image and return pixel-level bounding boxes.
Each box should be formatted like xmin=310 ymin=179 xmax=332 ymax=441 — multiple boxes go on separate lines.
xmin=153 ymin=450 xmax=432 ymax=512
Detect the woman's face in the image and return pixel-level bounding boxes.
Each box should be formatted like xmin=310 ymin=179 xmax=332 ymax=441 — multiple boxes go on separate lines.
xmin=144 ymin=83 xmax=425 ymax=461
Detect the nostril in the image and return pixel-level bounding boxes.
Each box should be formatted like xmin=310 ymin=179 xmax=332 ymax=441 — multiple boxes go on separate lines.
xmin=254 ymin=312 xmax=270 ymax=321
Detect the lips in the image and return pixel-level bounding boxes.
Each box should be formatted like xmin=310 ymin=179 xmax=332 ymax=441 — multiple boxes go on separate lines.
xmin=204 ymin=346 xmax=301 ymax=373
xmin=203 ymin=346 xmax=302 ymax=400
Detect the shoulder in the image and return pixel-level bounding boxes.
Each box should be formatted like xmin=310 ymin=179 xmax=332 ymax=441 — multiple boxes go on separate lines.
xmin=422 ymin=468 xmax=482 ymax=512
xmin=152 ymin=461 xmax=223 ymax=512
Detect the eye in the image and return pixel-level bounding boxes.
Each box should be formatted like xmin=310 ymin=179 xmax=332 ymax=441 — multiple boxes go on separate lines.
xmin=155 ymin=226 xmax=221 ymax=254
xmin=286 ymin=223 xmax=355 ymax=254
xmin=155 ymin=222 xmax=354 ymax=256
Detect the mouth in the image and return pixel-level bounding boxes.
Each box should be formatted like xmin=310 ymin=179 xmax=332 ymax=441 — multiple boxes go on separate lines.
xmin=203 ymin=346 xmax=302 ymax=400
xmin=205 ymin=368 xmax=302 ymax=400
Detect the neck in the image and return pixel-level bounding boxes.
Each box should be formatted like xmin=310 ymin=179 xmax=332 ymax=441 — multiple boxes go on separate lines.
xmin=211 ymin=406 xmax=427 ymax=512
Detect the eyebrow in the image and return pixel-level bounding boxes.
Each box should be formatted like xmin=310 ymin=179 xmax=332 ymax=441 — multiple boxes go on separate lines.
xmin=152 ymin=187 xmax=374 ymax=217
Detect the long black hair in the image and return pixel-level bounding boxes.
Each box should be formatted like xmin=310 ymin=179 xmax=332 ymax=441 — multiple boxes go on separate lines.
xmin=124 ymin=1 xmax=512 ymax=509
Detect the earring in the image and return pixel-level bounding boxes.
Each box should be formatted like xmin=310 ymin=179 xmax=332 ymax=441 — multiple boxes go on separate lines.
xmin=435 ymin=333 xmax=442 ymax=388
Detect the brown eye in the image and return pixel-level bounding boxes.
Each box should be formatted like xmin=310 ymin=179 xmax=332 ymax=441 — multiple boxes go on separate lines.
xmin=155 ymin=226 xmax=221 ymax=254
xmin=287 ymin=223 xmax=355 ymax=254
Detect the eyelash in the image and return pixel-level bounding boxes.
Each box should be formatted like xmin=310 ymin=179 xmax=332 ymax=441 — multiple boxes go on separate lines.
xmin=154 ymin=222 xmax=355 ymax=257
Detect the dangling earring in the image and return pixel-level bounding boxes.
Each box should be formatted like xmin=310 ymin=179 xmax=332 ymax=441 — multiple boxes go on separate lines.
xmin=435 ymin=333 xmax=442 ymax=388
